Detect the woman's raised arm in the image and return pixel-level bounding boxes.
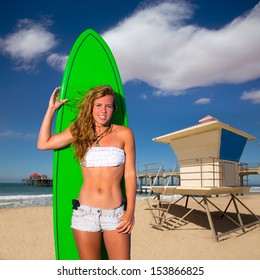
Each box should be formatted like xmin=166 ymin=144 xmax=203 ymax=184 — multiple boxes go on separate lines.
xmin=37 ymin=87 xmax=73 ymax=150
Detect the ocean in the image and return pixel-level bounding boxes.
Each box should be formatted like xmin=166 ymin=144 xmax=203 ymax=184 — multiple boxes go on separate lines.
xmin=0 ymin=183 xmax=53 ymax=208
xmin=0 ymin=182 xmax=259 ymax=209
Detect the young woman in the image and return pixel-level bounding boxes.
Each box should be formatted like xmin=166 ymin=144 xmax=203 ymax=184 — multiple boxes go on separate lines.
xmin=38 ymin=85 xmax=136 ymax=260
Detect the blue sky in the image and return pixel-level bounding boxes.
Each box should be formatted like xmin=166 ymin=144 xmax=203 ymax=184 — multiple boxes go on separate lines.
xmin=0 ymin=0 xmax=260 ymax=183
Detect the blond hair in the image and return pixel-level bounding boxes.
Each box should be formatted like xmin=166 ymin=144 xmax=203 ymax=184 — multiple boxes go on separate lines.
xmin=70 ymin=85 xmax=117 ymax=161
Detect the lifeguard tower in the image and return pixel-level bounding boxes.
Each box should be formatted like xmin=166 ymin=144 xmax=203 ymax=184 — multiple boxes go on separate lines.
xmin=147 ymin=116 xmax=260 ymax=241
xmin=153 ymin=115 xmax=255 ymax=189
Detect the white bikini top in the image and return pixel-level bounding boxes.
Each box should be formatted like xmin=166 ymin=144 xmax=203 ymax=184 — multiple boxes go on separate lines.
xmin=81 ymin=147 xmax=126 ymax=167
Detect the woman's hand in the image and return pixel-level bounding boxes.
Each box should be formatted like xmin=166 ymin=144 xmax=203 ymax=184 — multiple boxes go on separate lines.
xmin=49 ymin=87 xmax=68 ymax=110
xmin=116 ymin=211 xmax=135 ymax=234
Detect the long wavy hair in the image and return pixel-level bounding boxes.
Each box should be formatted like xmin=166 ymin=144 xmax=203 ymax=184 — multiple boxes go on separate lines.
xmin=70 ymin=85 xmax=117 ymax=161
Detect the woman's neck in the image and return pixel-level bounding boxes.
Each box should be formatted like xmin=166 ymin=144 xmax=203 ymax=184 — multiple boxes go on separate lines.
xmin=94 ymin=123 xmax=111 ymax=134
xmin=93 ymin=123 xmax=113 ymax=147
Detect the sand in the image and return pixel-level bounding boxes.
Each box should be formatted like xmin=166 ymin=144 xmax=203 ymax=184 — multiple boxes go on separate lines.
xmin=0 ymin=194 xmax=260 ymax=260
xmin=0 ymin=206 xmax=55 ymax=260
xmin=132 ymin=194 xmax=260 ymax=260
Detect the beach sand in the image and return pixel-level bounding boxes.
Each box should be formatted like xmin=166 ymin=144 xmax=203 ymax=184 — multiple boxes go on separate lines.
xmin=132 ymin=194 xmax=260 ymax=260
xmin=0 ymin=194 xmax=260 ymax=260
xmin=0 ymin=206 xmax=55 ymax=260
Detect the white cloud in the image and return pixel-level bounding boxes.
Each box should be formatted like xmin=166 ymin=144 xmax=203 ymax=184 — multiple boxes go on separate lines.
xmin=241 ymin=89 xmax=260 ymax=104
xmin=0 ymin=130 xmax=37 ymax=140
xmin=46 ymin=53 xmax=68 ymax=72
xmin=139 ymin=93 xmax=148 ymax=100
xmin=153 ymin=89 xmax=185 ymax=97
xmin=0 ymin=18 xmax=57 ymax=71
xmin=103 ymin=1 xmax=260 ymax=93
xmin=194 ymin=98 xmax=211 ymax=105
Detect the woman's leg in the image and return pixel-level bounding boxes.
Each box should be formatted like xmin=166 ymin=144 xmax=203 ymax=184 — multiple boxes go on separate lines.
xmin=103 ymin=230 xmax=130 ymax=260
xmin=73 ymin=229 xmax=102 ymax=260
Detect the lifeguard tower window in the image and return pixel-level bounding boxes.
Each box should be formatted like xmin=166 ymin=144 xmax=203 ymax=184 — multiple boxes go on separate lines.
xmin=220 ymin=129 xmax=247 ymax=162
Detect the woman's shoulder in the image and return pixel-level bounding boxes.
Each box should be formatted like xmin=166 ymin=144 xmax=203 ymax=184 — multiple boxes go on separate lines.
xmin=113 ymin=124 xmax=133 ymax=133
xmin=113 ymin=124 xmax=134 ymax=140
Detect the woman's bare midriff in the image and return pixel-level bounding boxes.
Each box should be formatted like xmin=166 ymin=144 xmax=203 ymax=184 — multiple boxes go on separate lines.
xmin=78 ymin=165 xmax=125 ymax=209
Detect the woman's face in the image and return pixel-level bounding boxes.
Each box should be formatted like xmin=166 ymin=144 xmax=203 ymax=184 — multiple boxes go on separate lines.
xmin=92 ymin=95 xmax=114 ymax=126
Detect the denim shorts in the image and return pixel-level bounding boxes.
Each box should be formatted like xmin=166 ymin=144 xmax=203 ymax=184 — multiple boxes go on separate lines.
xmin=71 ymin=201 xmax=125 ymax=232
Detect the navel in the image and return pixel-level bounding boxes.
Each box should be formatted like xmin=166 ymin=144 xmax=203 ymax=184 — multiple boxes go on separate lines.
xmin=97 ymin=187 xmax=103 ymax=194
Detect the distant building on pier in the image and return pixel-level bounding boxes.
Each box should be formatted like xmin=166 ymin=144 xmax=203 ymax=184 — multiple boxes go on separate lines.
xmin=22 ymin=173 xmax=52 ymax=187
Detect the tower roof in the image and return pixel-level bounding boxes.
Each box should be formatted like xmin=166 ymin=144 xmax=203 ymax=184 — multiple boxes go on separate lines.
xmin=153 ymin=115 xmax=255 ymax=144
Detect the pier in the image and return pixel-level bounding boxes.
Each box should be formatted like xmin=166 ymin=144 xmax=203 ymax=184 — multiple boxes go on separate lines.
xmin=22 ymin=173 xmax=52 ymax=187
xmin=239 ymin=163 xmax=260 ymax=186
xmin=239 ymin=163 xmax=260 ymax=176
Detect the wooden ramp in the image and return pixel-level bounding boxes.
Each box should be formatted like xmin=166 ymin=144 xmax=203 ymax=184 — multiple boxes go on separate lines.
xmin=146 ymin=186 xmax=260 ymax=242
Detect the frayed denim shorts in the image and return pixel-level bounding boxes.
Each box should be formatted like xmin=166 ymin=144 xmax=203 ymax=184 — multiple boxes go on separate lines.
xmin=71 ymin=200 xmax=125 ymax=232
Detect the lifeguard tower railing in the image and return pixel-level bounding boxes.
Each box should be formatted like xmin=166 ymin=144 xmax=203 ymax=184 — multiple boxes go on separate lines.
xmin=137 ymin=162 xmax=180 ymax=193
xmin=176 ymin=157 xmax=249 ymax=188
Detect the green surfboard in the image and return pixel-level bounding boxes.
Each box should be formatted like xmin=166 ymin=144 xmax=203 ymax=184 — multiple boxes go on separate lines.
xmin=53 ymin=29 xmax=127 ymax=260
